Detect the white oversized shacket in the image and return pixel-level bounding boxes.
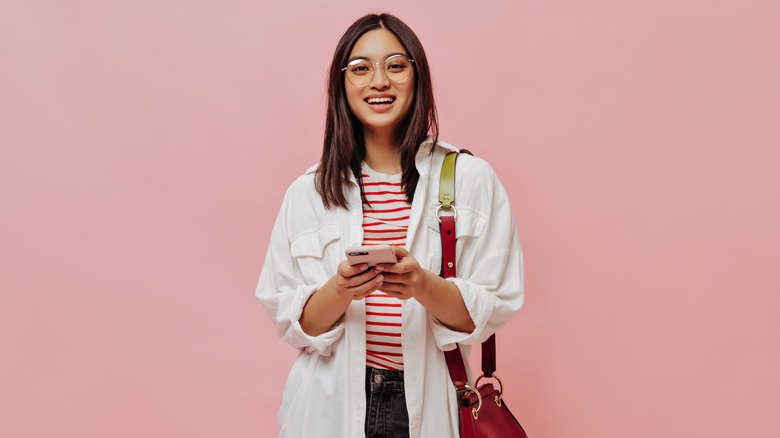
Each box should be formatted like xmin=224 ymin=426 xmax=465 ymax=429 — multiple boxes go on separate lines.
xmin=255 ymin=139 xmax=524 ymax=438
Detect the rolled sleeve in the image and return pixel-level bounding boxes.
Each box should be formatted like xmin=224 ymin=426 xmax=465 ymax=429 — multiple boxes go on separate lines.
xmin=261 ymin=279 xmax=345 ymax=356
xmin=255 ymin=178 xmax=346 ymax=355
xmin=429 ymin=277 xmax=496 ymax=350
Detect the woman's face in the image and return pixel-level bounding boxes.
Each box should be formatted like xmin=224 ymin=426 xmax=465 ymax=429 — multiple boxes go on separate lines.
xmin=344 ymin=29 xmax=415 ymax=136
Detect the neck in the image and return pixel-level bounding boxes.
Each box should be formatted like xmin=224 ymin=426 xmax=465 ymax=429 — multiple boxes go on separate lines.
xmin=363 ymin=128 xmax=402 ymax=175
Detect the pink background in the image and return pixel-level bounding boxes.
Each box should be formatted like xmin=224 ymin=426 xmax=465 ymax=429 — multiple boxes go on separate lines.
xmin=2 ymin=0 xmax=778 ymax=437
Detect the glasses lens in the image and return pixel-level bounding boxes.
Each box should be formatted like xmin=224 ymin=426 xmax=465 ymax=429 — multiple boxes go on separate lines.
xmin=346 ymin=60 xmax=372 ymax=87
xmin=385 ymin=56 xmax=412 ymax=83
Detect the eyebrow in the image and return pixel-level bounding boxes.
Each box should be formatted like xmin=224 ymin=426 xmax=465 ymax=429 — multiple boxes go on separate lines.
xmin=347 ymin=52 xmax=409 ymax=63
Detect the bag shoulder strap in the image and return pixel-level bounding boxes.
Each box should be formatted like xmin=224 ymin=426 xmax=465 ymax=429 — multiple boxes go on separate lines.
xmin=438 ymin=150 xmax=497 ymax=391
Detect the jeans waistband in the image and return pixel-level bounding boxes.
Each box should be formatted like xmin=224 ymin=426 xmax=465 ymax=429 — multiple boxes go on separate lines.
xmin=366 ymin=366 xmax=405 ymax=392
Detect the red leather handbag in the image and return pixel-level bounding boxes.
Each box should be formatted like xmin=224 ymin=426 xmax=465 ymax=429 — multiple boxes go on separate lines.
xmin=438 ymin=151 xmax=528 ymax=438
xmin=444 ymin=338 xmax=528 ymax=438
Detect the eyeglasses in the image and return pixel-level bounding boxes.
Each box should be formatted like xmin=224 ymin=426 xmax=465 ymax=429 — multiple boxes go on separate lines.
xmin=341 ymin=55 xmax=415 ymax=87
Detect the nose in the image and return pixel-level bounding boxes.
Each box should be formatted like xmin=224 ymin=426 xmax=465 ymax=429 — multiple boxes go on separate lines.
xmin=369 ymin=63 xmax=390 ymax=90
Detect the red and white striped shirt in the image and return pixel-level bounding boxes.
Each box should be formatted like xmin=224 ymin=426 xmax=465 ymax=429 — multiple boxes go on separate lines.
xmin=361 ymin=164 xmax=410 ymax=370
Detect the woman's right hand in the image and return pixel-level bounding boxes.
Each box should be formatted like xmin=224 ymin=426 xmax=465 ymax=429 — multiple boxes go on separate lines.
xmin=300 ymin=261 xmax=383 ymax=336
xmin=325 ymin=261 xmax=384 ymax=301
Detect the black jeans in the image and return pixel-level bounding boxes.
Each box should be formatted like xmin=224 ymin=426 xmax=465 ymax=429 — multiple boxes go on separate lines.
xmin=365 ymin=367 xmax=410 ymax=438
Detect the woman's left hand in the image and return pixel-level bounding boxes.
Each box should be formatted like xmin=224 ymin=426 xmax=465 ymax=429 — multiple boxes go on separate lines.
xmin=374 ymin=246 xmax=434 ymax=300
xmin=378 ymin=246 xmax=476 ymax=332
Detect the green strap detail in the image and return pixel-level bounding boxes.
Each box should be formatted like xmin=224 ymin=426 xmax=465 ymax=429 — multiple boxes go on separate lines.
xmin=439 ymin=150 xmax=473 ymax=208
xmin=439 ymin=152 xmax=458 ymax=208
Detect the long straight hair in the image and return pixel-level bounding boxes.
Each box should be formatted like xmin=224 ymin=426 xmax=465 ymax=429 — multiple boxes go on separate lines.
xmin=315 ymin=13 xmax=439 ymax=209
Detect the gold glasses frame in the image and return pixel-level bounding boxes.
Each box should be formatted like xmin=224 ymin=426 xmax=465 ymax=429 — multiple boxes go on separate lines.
xmin=341 ymin=54 xmax=415 ymax=87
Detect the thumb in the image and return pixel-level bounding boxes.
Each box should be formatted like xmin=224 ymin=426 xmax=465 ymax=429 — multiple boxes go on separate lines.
xmin=392 ymin=246 xmax=410 ymax=259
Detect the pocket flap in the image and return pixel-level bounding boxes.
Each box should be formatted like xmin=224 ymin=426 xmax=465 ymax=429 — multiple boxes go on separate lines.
xmin=290 ymin=224 xmax=340 ymax=258
xmin=427 ymin=204 xmax=486 ymax=238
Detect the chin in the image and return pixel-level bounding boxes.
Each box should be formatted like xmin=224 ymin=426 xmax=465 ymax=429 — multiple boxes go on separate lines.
xmin=364 ymin=121 xmax=404 ymax=134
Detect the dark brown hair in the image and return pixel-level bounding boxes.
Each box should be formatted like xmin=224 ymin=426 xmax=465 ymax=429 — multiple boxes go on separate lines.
xmin=315 ymin=13 xmax=439 ymax=208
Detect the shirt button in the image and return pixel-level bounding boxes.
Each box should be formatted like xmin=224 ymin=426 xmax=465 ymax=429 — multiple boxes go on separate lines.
xmin=410 ymin=375 xmax=417 ymax=382
xmin=374 ymin=374 xmax=383 ymax=383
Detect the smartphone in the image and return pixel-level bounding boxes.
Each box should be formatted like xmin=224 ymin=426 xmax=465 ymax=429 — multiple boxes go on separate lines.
xmin=345 ymin=244 xmax=397 ymax=266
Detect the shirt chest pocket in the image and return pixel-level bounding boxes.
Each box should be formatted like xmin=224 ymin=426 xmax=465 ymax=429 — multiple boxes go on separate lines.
xmin=290 ymin=224 xmax=342 ymax=284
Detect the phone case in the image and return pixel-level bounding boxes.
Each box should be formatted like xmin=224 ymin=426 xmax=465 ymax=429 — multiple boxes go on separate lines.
xmin=345 ymin=244 xmax=397 ymax=266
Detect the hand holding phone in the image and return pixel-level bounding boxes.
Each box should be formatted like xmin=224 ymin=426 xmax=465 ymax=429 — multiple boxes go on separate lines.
xmin=345 ymin=244 xmax=397 ymax=267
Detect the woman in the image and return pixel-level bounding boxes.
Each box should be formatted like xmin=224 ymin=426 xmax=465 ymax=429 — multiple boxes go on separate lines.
xmin=256 ymin=13 xmax=524 ymax=438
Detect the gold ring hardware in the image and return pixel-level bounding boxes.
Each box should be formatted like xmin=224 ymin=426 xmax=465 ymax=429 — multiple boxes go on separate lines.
xmin=475 ymin=373 xmax=505 ymax=406
xmin=435 ymin=204 xmax=458 ymax=224
xmin=463 ymin=384 xmax=482 ymax=419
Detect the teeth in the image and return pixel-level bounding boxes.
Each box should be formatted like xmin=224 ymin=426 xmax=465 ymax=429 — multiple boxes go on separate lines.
xmin=366 ymin=97 xmax=395 ymax=104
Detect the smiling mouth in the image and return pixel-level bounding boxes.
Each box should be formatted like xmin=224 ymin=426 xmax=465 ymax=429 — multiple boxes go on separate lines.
xmin=365 ymin=97 xmax=396 ymax=105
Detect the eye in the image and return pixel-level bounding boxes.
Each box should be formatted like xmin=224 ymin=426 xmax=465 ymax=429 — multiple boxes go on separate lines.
xmin=385 ymin=56 xmax=411 ymax=73
xmin=348 ymin=61 xmax=371 ymax=75
xmin=386 ymin=63 xmax=406 ymax=72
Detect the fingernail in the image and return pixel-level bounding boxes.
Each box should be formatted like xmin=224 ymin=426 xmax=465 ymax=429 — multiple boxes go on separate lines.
xmin=375 ymin=275 xmax=384 ymax=283
xmin=374 ymin=266 xmax=384 ymax=273
xmin=360 ymin=264 xmax=369 ymax=270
